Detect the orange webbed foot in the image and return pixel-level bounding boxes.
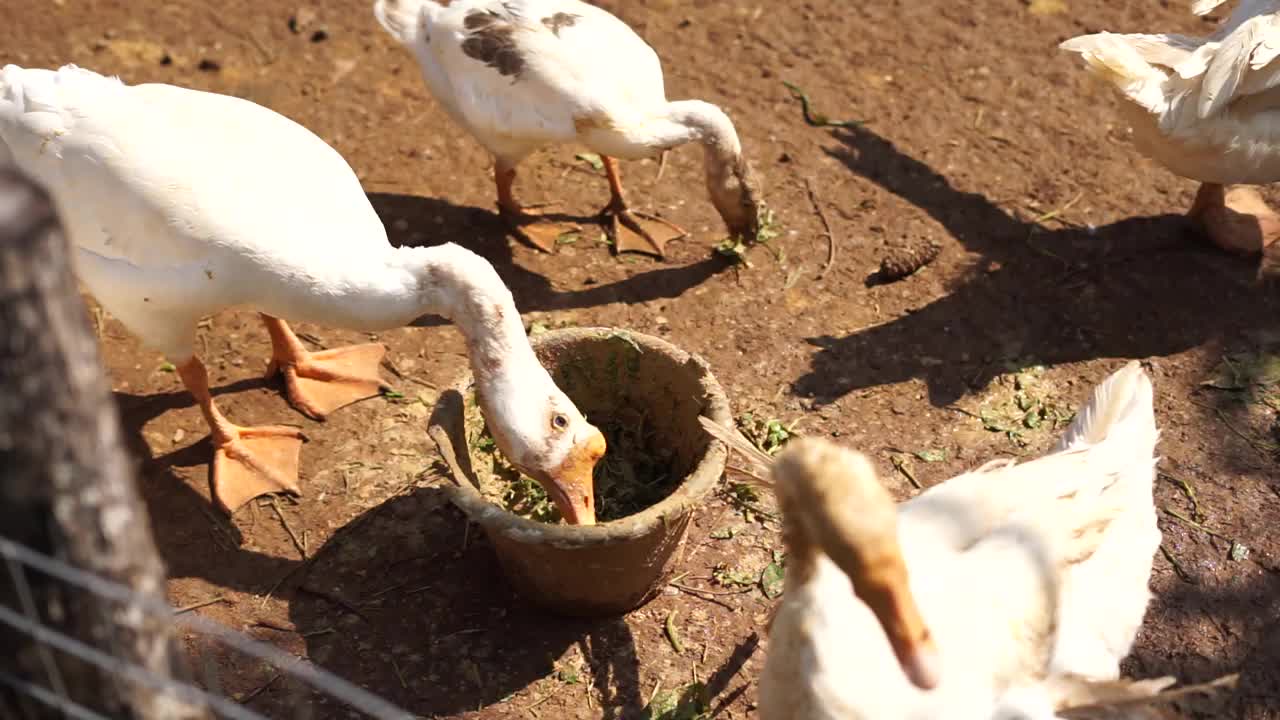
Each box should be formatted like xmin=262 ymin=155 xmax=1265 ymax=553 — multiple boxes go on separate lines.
xmin=269 ymin=342 xmax=390 ymax=420
xmin=211 ymin=424 xmax=305 ymax=514
xmin=604 ymin=205 xmax=687 ymax=257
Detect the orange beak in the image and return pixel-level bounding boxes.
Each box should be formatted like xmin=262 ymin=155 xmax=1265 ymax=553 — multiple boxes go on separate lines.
xmin=544 ymin=430 xmax=606 ymax=525
xmin=858 ymin=567 xmax=940 ymax=691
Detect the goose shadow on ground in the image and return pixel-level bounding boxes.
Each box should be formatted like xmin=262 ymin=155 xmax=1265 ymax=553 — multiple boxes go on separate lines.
xmin=206 ymin=483 xmax=652 ymax=719
xmin=113 ymin=379 xmax=655 ymax=718
xmin=368 ymin=192 xmax=732 ymax=319
xmin=116 ymin=399 xmax=653 ymax=718
xmin=793 ymin=125 xmax=1280 ymax=408
xmin=1126 ymin=567 xmax=1280 ymax=718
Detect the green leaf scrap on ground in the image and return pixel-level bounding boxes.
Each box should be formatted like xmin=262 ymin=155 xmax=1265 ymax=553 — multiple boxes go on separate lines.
xmin=715 ymin=207 xmax=783 ymax=263
xmin=756 ymin=206 xmax=781 ymax=245
xmin=644 ymin=682 xmax=709 ymax=720
xmin=157 ymin=361 xmax=176 ymax=373
xmin=710 ymin=526 xmax=739 ymax=540
xmin=736 ymin=412 xmax=799 ymax=456
xmin=963 ymin=363 xmax=1073 ymax=447
xmin=714 ymin=237 xmax=751 ymax=266
xmin=575 ymin=152 xmax=604 ymax=171
xmin=1230 ymin=542 xmax=1250 ymax=562
xmin=914 ymin=448 xmax=947 ymax=463
xmin=721 ymin=480 xmax=776 ymax=523
xmin=712 ymin=563 xmax=755 ymax=588
xmin=760 ymin=555 xmax=785 ymax=600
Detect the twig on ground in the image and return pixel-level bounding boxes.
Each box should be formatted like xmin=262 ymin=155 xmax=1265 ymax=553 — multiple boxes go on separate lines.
xmin=296 ymin=332 xmax=327 ymax=349
xmin=240 ymin=672 xmax=283 ymax=705
xmin=1165 ymin=508 xmax=1231 ymax=543
xmin=390 ymin=657 xmax=408 ymax=690
xmin=890 ymin=455 xmax=923 ymax=490
xmin=269 ymin=498 xmax=308 ymax=560
xmin=1029 ymin=191 xmax=1083 ymax=226
xmin=1159 ymin=471 xmax=1203 ymax=522
xmin=173 ymin=595 xmax=229 ymax=615
xmin=1160 ymin=544 xmax=1195 ymax=583
xmin=669 ymin=584 xmax=740 ymax=611
xmin=252 ymin=619 xmax=297 ymax=634
xmin=803 ymin=177 xmax=838 ymax=278
xmin=298 ymin=585 xmax=368 ymax=622
xmin=1190 ymin=400 xmax=1275 ymax=460
xmin=525 ymin=682 xmax=565 ymax=712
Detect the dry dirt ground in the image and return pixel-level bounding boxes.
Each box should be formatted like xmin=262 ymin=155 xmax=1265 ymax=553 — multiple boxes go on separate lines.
xmin=5 ymin=0 xmax=1280 ymax=718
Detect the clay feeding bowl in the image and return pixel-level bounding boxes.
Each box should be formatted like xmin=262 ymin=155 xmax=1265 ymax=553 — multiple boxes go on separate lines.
xmin=427 ymin=327 xmax=730 ymax=617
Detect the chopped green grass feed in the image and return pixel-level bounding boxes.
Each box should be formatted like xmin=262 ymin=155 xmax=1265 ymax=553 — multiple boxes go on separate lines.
xmin=468 ymin=405 xmax=679 ymax=524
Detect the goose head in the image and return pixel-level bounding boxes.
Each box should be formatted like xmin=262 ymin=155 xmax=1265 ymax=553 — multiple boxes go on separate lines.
xmin=478 ymin=378 xmax=606 ymax=525
xmin=772 ymin=438 xmax=941 ymax=690
xmin=656 ymin=100 xmax=764 ymax=243
xmin=706 ymin=153 xmax=764 ymax=242
xmin=400 ymin=243 xmax=607 ymax=524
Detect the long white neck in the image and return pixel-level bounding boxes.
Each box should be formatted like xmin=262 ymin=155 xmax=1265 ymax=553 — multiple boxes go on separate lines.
xmin=644 ymin=100 xmax=743 ymax=169
xmin=405 ymin=244 xmax=538 ymax=384
xmin=638 ymin=100 xmax=758 ymax=238
xmin=276 ymin=243 xmax=539 ymax=385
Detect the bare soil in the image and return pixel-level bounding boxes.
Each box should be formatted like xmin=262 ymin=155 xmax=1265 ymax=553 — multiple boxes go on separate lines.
xmin=4 ymin=1 xmax=1279 ymax=718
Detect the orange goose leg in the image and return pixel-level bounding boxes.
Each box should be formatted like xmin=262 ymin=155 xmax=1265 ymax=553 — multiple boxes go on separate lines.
xmin=495 ymin=162 xmax=581 ymax=252
xmin=261 ymin=315 xmax=389 ymax=420
xmin=177 ymin=356 xmax=304 ymax=514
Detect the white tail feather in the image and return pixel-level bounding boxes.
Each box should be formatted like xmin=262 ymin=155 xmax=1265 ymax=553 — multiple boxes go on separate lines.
xmin=373 ymin=0 xmax=430 ymax=44
xmin=697 ymin=415 xmax=773 ymax=486
xmin=1191 ymin=0 xmax=1230 ymax=16
xmin=1045 ymin=363 xmax=1160 ymax=680
xmin=1053 ymin=361 xmax=1157 ymax=453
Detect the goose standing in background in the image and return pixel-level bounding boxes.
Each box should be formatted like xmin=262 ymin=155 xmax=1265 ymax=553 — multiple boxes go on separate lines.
xmin=1060 ymin=0 xmax=1280 ymax=275
xmin=373 ymin=0 xmax=763 ymax=257
xmin=703 ymin=362 xmax=1164 ymax=718
xmin=0 ymin=64 xmax=605 ymax=522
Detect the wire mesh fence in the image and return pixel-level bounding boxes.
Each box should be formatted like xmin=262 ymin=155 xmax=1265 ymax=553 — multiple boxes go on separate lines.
xmin=0 ymin=165 xmax=418 ymax=720
xmin=0 ymin=536 xmax=417 ymax=720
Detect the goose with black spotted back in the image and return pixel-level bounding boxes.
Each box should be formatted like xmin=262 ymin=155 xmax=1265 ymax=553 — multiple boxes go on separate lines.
xmin=0 ymin=64 xmax=606 ymax=521
xmin=373 ymin=0 xmax=763 ymax=257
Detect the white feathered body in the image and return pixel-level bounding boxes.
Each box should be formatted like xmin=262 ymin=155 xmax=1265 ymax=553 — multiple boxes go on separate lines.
xmin=374 ymin=0 xmax=703 ymax=163
xmin=760 ymin=363 xmax=1161 ymax=720
xmin=0 ymin=64 xmax=416 ymax=359
xmin=1060 ymin=0 xmax=1280 ymax=184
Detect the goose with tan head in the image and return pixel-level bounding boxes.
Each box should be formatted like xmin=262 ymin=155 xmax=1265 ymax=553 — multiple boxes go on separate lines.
xmin=705 ymin=362 xmax=1166 ymax=718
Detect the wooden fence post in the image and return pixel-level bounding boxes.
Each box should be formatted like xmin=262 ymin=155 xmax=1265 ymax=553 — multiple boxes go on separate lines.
xmin=0 ymin=166 xmax=207 ymax=719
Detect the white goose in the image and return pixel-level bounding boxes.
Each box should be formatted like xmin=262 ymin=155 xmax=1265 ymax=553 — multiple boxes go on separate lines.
xmin=373 ymin=0 xmax=762 ymax=257
xmin=703 ymin=362 xmax=1163 ymax=719
xmin=0 ymin=64 xmax=605 ymax=520
xmin=1060 ymin=0 xmax=1280 ymax=272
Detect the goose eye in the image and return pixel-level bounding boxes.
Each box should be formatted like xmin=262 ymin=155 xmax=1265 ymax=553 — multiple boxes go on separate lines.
xmin=552 ymin=414 xmax=569 ymax=431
